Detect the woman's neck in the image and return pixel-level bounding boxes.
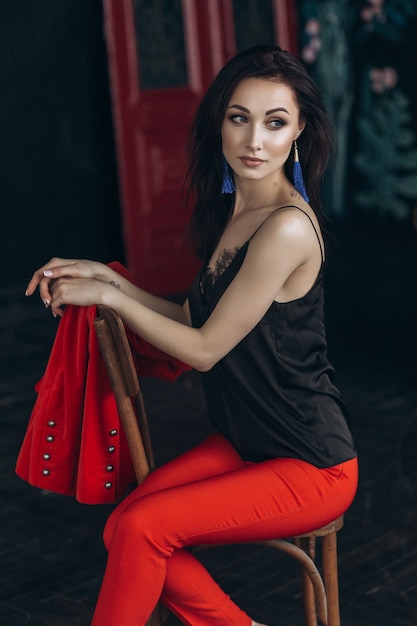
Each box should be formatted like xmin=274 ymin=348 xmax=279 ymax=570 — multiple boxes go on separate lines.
xmin=232 ymin=175 xmax=295 ymax=215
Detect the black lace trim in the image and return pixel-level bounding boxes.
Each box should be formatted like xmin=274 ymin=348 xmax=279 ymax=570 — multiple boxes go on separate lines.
xmin=200 ymin=246 xmax=241 ymax=298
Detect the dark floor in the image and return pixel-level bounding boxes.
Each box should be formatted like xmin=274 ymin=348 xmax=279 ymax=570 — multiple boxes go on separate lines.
xmin=1 ymin=219 xmax=417 ymax=626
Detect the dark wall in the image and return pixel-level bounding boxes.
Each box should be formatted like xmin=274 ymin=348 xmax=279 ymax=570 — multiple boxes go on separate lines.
xmin=1 ymin=0 xmax=123 ymax=289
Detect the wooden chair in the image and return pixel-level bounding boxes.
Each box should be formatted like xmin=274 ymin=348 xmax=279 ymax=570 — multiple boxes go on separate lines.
xmin=94 ymin=304 xmax=345 ymax=626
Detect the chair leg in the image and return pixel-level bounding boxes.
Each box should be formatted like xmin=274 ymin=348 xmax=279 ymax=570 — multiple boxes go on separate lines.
xmin=321 ymin=533 xmax=341 ymax=626
xmin=295 ymin=536 xmax=319 ymax=626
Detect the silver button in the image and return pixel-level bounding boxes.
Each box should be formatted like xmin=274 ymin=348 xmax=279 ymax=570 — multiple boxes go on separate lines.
xmin=104 ymin=482 xmax=112 ymax=489
xmin=108 ymin=446 xmax=115 ymax=453
xmin=109 ymin=429 xmax=118 ymax=436
xmin=42 ymin=469 xmax=50 ymax=476
xmin=46 ymin=435 xmax=54 ymax=442
xmin=47 ymin=420 xmax=56 ymax=427
xmin=106 ymin=465 xmax=114 ymax=472
xmin=43 ymin=453 xmax=51 ymax=460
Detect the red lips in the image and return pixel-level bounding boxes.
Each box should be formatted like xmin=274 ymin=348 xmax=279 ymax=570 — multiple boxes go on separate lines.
xmin=239 ymin=156 xmax=265 ymax=167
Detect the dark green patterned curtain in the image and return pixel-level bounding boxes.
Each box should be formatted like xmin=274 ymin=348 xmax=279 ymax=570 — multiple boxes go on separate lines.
xmin=298 ymin=0 xmax=417 ymax=223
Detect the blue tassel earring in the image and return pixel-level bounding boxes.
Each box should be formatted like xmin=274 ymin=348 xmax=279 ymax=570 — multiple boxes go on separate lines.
xmin=222 ymin=155 xmax=235 ymax=194
xmin=292 ymin=140 xmax=309 ymax=203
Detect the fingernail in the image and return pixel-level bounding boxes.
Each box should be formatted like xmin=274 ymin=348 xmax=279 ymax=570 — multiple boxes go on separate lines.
xmin=42 ymin=298 xmax=50 ymax=307
xmin=24 ymin=290 xmax=29 ymax=296
xmin=43 ymin=270 xmax=53 ymax=277
xmin=52 ymin=311 xmax=57 ymax=318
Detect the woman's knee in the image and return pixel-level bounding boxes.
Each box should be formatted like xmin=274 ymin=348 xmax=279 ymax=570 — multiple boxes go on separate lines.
xmin=107 ymin=496 xmax=171 ymax=555
xmin=102 ymin=495 xmax=143 ymax=550
xmin=102 ymin=480 xmax=155 ymax=550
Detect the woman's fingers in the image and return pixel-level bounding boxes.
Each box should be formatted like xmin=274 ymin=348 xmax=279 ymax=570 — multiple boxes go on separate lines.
xmin=25 ymin=258 xmax=110 ymax=318
xmin=25 ymin=258 xmax=99 ymax=302
xmin=48 ymin=277 xmax=107 ymax=317
xmin=25 ymin=258 xmax=76 ymax=296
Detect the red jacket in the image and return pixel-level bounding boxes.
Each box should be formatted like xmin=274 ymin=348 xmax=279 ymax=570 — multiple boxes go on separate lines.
xmin=16 ymin=263 xmax=189 ymax=504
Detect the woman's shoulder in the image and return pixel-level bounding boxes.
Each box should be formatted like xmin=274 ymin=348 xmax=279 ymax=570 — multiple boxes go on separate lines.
xmin=254 ymin=204 xmax=319 ymax=242
xmin=249 ymin=204 xmax=324 ymax=267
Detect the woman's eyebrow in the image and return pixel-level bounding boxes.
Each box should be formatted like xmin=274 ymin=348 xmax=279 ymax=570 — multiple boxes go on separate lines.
xmin=227 ymin=104 xmax=250 ymax=113
xmin=227 ymin=104 xmax=290 ymax=115
xmin=266 ymin=106 xmax=290 ymax=115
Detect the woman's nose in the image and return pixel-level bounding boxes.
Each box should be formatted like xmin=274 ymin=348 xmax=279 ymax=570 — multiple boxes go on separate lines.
xmin=245 ymin=125 xmax=263 ymax=151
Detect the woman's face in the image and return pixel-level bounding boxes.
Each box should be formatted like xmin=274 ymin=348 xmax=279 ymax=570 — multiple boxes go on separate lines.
xmin=221 ymin=77 xmax=304 ymax=186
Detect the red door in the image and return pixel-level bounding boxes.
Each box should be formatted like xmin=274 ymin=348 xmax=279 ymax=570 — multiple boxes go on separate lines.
xmin=104 ymin=0 xmax=298 ymax=295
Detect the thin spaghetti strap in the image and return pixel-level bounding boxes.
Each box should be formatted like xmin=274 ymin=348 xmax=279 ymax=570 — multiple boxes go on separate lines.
xmin=285 ymin=206 xmax=324 ymax=263
xmin=251 ymin=205 xmax=324 ymax=263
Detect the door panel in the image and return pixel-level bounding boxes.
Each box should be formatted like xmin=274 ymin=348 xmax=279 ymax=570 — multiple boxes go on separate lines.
xmin=133 ymin=0 xmax=188 ymax=90
xmin=104 ymin=0 xmax=298 ymax=294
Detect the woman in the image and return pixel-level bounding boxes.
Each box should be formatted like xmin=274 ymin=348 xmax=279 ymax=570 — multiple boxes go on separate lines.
xmin=26 ymin=45 xmax=357 ymax=626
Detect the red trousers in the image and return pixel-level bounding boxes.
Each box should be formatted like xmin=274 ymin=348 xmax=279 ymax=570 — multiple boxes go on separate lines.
xmin=91 ymin=434 xmax=358 ymax=626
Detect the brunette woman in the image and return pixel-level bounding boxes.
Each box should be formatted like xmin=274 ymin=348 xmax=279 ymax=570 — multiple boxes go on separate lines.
xmin=26 ymin=45 xmax=357 ymax=626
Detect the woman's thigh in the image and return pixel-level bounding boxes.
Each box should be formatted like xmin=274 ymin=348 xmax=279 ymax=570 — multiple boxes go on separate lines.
xmin=104 ymin=434 xmax=245 ymax=547
xmin=116 ymin=456 xmax=358 ymax=550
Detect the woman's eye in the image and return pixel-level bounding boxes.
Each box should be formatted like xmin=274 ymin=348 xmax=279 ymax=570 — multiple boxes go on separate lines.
xmin=230 ymin=114 xmax=247 ymax=124
xmin=268 ymin=119 xmax=284 ymax=129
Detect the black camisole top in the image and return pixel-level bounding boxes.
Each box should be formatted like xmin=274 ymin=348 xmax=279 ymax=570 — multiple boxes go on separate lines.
xmin=188 ymin=207 xmax=357 ymax=468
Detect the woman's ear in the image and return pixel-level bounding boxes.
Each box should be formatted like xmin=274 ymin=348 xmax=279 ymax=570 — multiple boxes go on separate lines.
xmin=296 ymin=121 xmax=306 ymax=138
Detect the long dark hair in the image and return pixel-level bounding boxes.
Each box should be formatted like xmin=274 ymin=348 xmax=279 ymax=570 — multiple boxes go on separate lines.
xmin=186 ymin=45 xmax=334 ymax=260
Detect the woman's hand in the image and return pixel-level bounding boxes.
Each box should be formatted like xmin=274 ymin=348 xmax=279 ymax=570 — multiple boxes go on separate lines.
xmin=48 ymin=276 xmax=112 ymax=317
xmin=25 ymin=258 xmax=111 ymax=308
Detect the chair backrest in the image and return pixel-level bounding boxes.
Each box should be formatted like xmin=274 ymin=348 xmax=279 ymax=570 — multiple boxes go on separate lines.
xmin=94 ymin=305 xmax=155 ymax=484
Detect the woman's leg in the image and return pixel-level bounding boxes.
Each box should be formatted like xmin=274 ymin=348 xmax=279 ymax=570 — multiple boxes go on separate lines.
xmin=160 ymin=549 xmax=268 ymax=625
xmin=103 ymin=433 xmax=246 ymax=549
xmin=159 ymin=548 xmax=252 ymax=625
xmin=159 ymin=456 xmax=357 ymax=626
xmin=98 ymin=434 xmax=252 ymax=625
xmin=92 ymin=439 xmax=358 ymax=626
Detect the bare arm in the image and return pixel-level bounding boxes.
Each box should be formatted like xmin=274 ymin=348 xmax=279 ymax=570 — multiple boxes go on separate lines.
xmin=25 ymin=258 xmax=190 ymax=324
xmin=43 ymin=210 xmax=319 ymax=370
